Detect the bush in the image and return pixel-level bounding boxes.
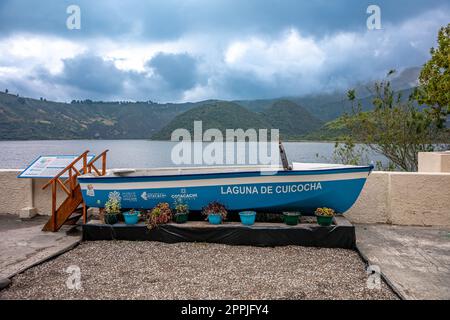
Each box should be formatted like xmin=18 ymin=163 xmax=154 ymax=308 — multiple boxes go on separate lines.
xmin=146 ymin=203 xmax=172 ymax=229
xmin=202 ymin=201 xmax=227 ymax=220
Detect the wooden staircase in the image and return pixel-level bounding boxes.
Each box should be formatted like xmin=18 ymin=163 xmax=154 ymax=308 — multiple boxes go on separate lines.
xmin=42 ymin=150 xmax=109 ymax=232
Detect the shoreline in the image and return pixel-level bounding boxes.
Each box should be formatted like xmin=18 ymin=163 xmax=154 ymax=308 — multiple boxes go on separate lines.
xmin=0 ymin=138 xmax=341 ymax=143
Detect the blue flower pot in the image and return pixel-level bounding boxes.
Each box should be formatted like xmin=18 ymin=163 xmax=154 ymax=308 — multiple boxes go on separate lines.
xmin=123 ymin=211 xmax=139 ymax=225
xmin=239 ymin=211 xmax=256 ymax=226
xmin=208 ymin=214 xmax=222 ymax=225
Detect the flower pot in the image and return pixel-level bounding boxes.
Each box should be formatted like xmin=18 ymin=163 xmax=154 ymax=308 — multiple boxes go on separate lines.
xmin=104 ymin=213 xmax=118 ymax=225
xmin=207 ymin=214 xmax=222 ymax=225
xmin=316 ymin=215 xmax=333 ymax=226
xmin=174 ymin=212 xmax=188 ymax=224
xmin=283 ymin=212 xmax=301 ymax=226
xmin=239 ymin=211 xmax=256 ymax=226
xmin=123 ymin=211 xmax=139 ymax=225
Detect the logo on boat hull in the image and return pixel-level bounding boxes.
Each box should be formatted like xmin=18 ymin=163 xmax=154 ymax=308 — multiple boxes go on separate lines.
xmin=86 ymin=184 xmax=95 ymax=197
xmin=141 ymin=191 xmax=167 ymax=200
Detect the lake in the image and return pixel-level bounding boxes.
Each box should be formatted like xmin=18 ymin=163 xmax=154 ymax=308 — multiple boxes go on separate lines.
xmin=0 ymin=140 xmax=386 ymax=169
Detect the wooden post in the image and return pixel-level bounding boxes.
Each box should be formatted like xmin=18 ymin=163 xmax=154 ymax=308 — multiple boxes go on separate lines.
xmin=69 ymin=168 xmax=73 ymax=196
xmin=82 ymin=154 xmax=87 ymax=174
xmin=52 ymin=181 xmax=57 ymax=232
xmin=102 ymin=153 xmax=107 ymax=175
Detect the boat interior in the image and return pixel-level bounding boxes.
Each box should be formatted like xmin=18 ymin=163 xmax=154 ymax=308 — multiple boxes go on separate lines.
xmin=81 ymin=163 xmax=368 ymax=178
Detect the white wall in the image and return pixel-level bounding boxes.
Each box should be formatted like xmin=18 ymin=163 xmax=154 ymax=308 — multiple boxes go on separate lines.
xmin=346 ymin=171 xmax=450 ymax=227
xmin=418 ymin=152 xmax=450 ymax=173
xmin=0 ymin=170 xmax=66 ymax=216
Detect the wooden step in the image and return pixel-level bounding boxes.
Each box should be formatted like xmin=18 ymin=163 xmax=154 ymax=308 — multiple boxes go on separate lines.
xmin=42 ymin=184 xmax=84 ymax=232
xmin=64 ymin=212 xmax=83 ymax=226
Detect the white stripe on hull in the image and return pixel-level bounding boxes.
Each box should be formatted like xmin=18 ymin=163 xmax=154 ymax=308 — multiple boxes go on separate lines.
xmin=80 ymin=171 xmax=369 ymax=191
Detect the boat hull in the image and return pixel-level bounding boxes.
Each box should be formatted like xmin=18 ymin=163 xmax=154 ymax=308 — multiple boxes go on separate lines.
xmin=78 ymin=166 xmax=372 ymax=215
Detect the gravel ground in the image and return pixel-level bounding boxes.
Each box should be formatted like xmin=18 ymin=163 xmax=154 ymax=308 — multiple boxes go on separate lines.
xmin=0 ymin=241 xmax=398 ymax=300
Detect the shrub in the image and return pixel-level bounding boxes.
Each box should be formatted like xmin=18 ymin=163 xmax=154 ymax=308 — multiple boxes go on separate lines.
xmin=174 ymin=199 xmax=189 ymax=216
xmin=104 ymin=191 xmax=121 ymax=215
xmin=315 ymin=207 xmax=335 ymax=217
xmin=146 ymin=203 xmax=172 ymax=229
xmin=202 ymin=201 xmax=227 ymax=220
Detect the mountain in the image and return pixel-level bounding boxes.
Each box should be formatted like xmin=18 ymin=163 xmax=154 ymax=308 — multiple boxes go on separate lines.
xmin=0 ymin=92 xmax=201 ymax=140
xmin=151 ymin=101 xmax=271 ymax=140
xmin=235 ymin=67 xmax=421 ymax=122
xmin=259 ymin=100 xmax=323 ymax=138
xmin=151 ymin=100 xmax=323 ymax=140
xmin=0 ymin=66 xmax=421 ymax=140
xmin=390 ymin=67 xmax=421 ymax=91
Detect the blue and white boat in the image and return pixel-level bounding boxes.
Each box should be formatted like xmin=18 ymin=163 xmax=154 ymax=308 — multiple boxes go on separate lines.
xmin=78 ymin=162 xmax=373 ymax=215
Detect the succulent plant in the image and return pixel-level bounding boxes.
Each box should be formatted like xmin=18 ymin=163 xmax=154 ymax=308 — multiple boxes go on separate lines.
xmin=104 ymin=191 xmax=121 ymax=215
xmin=314 ymin=207 xmax=335 ymax=217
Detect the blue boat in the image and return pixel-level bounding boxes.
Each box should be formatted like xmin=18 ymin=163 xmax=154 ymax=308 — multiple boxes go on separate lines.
xmin=78 ymin=162 xmax=373 ymax=215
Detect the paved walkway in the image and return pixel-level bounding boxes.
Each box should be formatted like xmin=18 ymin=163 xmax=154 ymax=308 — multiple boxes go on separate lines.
xmin=0 ymin=214 xmax=81 ymax=280
xmin=356 ymin=224 xmax=450 ymax=300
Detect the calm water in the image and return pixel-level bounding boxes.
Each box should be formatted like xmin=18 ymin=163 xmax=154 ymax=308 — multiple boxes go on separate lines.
xmin=0 ymin=140 xmax=386 ymax=169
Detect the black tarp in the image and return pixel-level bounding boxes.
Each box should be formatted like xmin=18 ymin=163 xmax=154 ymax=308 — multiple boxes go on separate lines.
xmin=83 ymin=222 xmax=356 ymax=249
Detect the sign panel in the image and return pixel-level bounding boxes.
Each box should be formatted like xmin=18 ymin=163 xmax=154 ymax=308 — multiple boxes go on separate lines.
xmin=18 ymin=155 xmax=95 ymax=179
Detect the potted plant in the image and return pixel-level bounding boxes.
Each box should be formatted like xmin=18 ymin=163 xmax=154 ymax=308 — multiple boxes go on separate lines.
xmin=104 ymin=191 xmax=121 ymax=225
xmin=202 ymin=201 xmax=227 ymax=225
xmin=282 ymin=211 xmax=301 ymax=226
xmin=315 ymin=207 xmax=335 ymax=226
xmin=123 ymin=209 xmax=140 ymax=225
xmin=146 ymin=202 xmax=172 ymax=229
xmin=239 ymin=211 xmax=256 ymax=226
xmin=173 ymin=199 xmax=189 ymax=224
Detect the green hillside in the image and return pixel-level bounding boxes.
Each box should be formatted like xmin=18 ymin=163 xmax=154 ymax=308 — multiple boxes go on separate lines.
xmin=151 ymin=101 xmax=271 ymax=140
xmin=0 ymin=92 xmax=199 ymax=140
xmin=259 ymin=99 xmax=323 ymax=138
xmin=235 ymin=68 xmax=421 ymax=122
xmin=0 ymin=66 xmax=420 ymax=141
xmin=151 ymin=100 xmax=322 ymax=140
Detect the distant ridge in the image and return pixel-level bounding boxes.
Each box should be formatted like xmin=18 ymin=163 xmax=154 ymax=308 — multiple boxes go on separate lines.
xmin=0 ymin=67 xmax=420 ymax=140
xmin=151 ymin=100 xmax=322 ymax=140
xmin=260 ymin=100 xmax=323 ymax=137
xmin=0 ymin=92 xmax=199 ymax=140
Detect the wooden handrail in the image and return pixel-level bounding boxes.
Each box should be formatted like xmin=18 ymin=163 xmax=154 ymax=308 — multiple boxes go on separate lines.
xmin=42 ymin=149 xmax=109 ymax=231
xmin=88 ymin=149 xmax=109 ymax=176
xmin=57 ymin=178 xmax=71 ymax=196
xmin=42 ymin=150 xmax=90 ymax=190
xmin=88 ymin=150 xmax=109 ymax=167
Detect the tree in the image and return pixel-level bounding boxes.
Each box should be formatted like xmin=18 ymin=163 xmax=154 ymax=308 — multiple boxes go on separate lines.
xmin=341 ymin=72 xmax=448 ymax=172
xmin=415 ymin=23 xmax=450 ymax=128
xmin=5 ymin=89 xmax=8 ymax=94
xmin=332 ymin=137 xmax=368 ymax=166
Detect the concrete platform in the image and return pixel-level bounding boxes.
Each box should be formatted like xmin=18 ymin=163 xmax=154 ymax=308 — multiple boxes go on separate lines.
xmin=0 ymin=214 xmax=82 ymax=281
xmin=356 ymin=224 xmax=450 ymax=300
xmin=83 ymin=216 xmax=356 ymax=249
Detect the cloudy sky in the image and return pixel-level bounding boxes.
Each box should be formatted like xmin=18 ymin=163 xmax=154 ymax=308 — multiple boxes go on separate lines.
xmin=0 ymin=0 xmax=448 ymax=103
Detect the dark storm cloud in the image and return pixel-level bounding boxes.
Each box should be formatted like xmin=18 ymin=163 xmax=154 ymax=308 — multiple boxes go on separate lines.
xmin=0 ymin=0 xmax=449 ymax=102
xmin=0 ymin=0 xmax=448 ymax=40
xmin=34 ymin=53 xmax=200 ymax=101
xmin=57 ymin=55 xmax=125 ymax=94
xmin=147 ymin=53 xmax=200 ymax=90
